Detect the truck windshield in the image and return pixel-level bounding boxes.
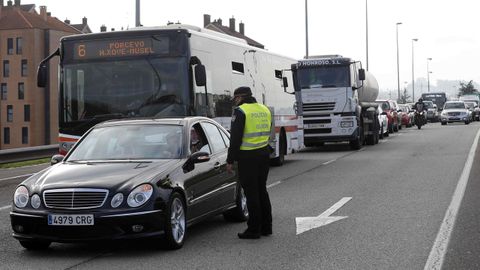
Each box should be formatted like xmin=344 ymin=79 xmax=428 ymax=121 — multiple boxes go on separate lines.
xmin=61 ymin=57 xmax=189 ymax=134
xmin=297 ymin=66 xmax=350 ymax=89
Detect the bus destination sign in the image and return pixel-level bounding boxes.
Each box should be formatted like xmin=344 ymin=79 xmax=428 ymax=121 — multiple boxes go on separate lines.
xmin=72 ymin=38 xmax=169 ymax=60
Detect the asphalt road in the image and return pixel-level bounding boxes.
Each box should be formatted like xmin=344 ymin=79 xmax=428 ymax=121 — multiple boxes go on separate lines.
xmin=1 ymin=122 xmax=479 ymax=270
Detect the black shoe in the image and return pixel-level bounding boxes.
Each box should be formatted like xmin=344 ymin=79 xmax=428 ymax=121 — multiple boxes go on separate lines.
xmin=238 ymin=230 xmax=261 ymax=239
xmin=261 ymin=227 xmax=272 ymax=236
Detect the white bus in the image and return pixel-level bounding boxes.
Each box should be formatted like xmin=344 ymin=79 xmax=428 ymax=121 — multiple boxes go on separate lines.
xmin=37 ymin=24 xmax=300 ymax=165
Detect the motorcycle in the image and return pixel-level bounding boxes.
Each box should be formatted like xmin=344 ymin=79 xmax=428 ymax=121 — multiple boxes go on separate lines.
xmin=414 ymin=110 xmax=426 ymax=129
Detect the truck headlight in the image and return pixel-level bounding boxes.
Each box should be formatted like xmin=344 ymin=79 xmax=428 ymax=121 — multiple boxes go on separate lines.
xmin=127 ymin=184 xmax=153 ymax=208
xmin=14 ymin=186 xmax=29 ymax=208
xmin=340 ymin=121 xmax=354 ymax=128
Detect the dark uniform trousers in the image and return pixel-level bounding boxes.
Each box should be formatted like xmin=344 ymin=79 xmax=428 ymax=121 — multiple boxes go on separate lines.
xmin=237 ymin=152 xmax=272 ymax=233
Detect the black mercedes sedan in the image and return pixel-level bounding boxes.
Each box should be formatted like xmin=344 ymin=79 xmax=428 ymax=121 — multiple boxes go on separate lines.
xmin=10 ymin=117 xmax=248 ymax=250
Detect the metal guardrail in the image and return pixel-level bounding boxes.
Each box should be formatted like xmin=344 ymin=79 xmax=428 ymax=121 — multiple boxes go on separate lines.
xmin=0 ymin=144 xmax=58 ymax=164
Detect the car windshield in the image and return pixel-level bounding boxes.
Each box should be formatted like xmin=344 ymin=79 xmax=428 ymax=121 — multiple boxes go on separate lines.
xmin=465 ymin=102 xmax=475 ymax=108
xmin=444 ymin=102 xmax=465 ymax=109
xmin=67 ymin=124 xmax=183 ymax=161
xmin=375 ymin=101 xmax=390 ymax=111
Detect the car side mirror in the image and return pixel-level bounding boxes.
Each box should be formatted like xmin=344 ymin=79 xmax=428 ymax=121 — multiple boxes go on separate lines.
xmin=182 ymin=151 xmax=210 ymax=173
xmin=381 ymin=112 xmax=387 ymax=115
xmin=51 ymin=154 xmax=65 ymax=165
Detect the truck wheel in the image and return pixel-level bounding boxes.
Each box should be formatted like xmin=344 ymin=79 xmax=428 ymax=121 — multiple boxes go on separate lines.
xmin=349 ymin=126 xmax=362 ymax=150
xmin=379 ymin=125 xmax=384 ymax=139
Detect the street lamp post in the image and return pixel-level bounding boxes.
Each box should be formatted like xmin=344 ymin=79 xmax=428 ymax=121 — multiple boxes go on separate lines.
xmin=305 ymin=0 xmax=309 ymax=58
xmin=411 ymin=38 xmax=418 ymax=101
xmin=427 ymin=57 xmax=432 ymax=92
xmin=365 ymin=0 xmax=369 ymax=70
xmin=396 ymin=22 xmax=402 ymax=102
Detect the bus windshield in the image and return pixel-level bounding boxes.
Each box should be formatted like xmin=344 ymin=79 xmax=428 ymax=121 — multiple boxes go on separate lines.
xmin=61 ymin=57 xmax=189 ymax=133
xmin=297 ymin=66 xmax=350 ymax=89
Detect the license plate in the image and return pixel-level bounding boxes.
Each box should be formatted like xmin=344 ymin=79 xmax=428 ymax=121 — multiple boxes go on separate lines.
xmin=306 ymin=123 xmax=326 ymax=128
xmin=48 ymin=214 xmax=94 ymax=226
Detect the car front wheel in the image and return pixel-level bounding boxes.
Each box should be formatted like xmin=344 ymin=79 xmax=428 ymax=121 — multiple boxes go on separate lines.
xmin=164 ymin=192 xmax=186 ymax=249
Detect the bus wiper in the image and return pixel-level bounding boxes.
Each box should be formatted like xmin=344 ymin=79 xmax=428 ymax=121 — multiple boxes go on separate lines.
xmin=321 ymin=84 xmax=337 ymax=88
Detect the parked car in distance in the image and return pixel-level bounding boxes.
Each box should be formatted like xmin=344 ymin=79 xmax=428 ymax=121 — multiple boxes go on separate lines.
xmin=377 ymin=106 xmax=389 ymax=138
xmin=440 ymin=101 xmax=471 ymax=125
xmin=375 ymin=100 xmax=399 ymax=133
xmin=10 ymin=117 xmax=248 ymax=250
xmin=424 ymin=101 xmax=438 ymax=122
xmin=398 ymin=104 xmax=413 ymax=127
xmin=391 ymin=100 xmax=402 ymax=130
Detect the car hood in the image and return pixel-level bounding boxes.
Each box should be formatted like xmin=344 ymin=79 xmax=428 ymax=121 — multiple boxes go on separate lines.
xmin=21 ymin=159 xmax=183 ymax=193
xmin=442 ymin=108 xmax=469 ymax=113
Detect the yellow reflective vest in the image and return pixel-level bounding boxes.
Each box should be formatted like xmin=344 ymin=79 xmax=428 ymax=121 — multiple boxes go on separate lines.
xmin=238 ymin=103 xmax=272 ymax=150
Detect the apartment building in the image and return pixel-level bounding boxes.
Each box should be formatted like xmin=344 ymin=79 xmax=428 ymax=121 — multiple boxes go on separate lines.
xmin=0 ymin=0 xmax=83 ymax=149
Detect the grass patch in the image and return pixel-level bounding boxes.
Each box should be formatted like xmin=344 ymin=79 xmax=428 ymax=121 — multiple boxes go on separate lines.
xmin=0 ymin=158 xmax=51 ymax=169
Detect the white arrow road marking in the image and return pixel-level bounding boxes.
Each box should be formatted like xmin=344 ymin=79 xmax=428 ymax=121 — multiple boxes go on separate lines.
xmin=296 ymin=197 xmax=352 ymax=235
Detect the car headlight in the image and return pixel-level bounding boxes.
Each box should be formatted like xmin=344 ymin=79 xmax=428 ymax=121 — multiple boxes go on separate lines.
xmin=14 ymin=186 xmax=29 ymax=208
xmin=31 ymin=194 xmax=41 ymax=209
xmin=127 ymin=184 xmax=153 ymax=208
xmin=111 ymin=193 xmax=124 ymax=208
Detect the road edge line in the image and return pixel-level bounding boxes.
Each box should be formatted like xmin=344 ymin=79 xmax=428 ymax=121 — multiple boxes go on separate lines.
xmin=424 ymin=127 xmax=480 ymax=270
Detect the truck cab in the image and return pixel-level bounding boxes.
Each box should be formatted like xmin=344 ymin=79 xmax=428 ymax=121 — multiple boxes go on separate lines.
xmin=291 ymin=55 xmax=379 ymax=149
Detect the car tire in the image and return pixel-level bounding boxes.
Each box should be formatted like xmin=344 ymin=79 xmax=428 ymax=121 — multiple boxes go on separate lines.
xmin=379 ymin=125 xmax=384 ymax=139
xmin=19 ymin=240 xmax=51 ymax=250
xmin=223 ymin=185 xmax=248 ymax=222
xmin=441 ymin=122 xmax=447 ymax=126
xmin=465 ymin=121 xmax=470 ymax=125
xmin=164 ymin=192 xmax=186 ymax=250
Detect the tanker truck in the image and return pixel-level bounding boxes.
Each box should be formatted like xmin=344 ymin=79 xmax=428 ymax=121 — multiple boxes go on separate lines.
xmin=288 ymin=55 xmax=380 ymax=149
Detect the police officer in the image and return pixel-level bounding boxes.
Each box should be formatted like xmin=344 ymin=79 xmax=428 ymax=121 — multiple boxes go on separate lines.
xmin=226 ymin=86 xmax=273 ymax=239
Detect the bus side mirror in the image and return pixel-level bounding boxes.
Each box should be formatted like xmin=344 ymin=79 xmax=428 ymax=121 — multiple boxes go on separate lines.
xmin=37 ymin=64 xmax=47 ymax=87
xmin=194 ymin=64 xmax=207 ymax=87
xmin=358 ymin=69 xmax=366 ymax=81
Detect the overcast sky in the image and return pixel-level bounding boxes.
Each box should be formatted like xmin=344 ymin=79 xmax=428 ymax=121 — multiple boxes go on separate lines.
xmin=37 ymin=0 xmax=479 ymax=92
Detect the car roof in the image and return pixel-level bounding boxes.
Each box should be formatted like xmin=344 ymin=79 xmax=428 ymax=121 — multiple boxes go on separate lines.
xmin=95 ymin=116 xmax=214 ymax=128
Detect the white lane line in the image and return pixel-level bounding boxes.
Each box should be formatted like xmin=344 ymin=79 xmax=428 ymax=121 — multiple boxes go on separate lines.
xmin=0 ymin=173 xmax=34 ymax=182
xmin=0 ymin=205 xmax=11 ymax=211
xmin=322 ymin=159 xmax=336 ymax=165
xmin=266 ymin=181 xmax=282 ymax=189
xmin=424 ymin=127 xmax=480 ymax=270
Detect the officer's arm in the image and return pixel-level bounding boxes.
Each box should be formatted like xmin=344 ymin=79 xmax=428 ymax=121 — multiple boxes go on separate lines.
xmin=227 ymin=108 xmax=245 ymax=164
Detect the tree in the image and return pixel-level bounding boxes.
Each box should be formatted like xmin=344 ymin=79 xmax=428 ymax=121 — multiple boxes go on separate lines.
xmin=457 ymin=80 xmax=479 ymax=97
xmin=398 ymin=87 xmax=411 ymax=104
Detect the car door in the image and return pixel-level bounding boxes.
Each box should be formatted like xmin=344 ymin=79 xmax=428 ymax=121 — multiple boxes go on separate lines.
xmin=199 ymin=121 xmax=237 ymax=208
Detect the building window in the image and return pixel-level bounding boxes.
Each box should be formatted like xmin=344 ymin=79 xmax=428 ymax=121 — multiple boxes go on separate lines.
xmin=1 ymin=83 xmax=6 ymax=100
xmin=3 ymin=60 xmax=9 ymax=77
xmin=18 ymin=83 xmax=24 ymax=100
xmin=21 ymin=60 xmax=28 ymax=77
xmin=3 ymin=128 xmax=10 ymax=144
xmin=22 ymin=127 xmax=29 ymax=144
xmin=16 ymin=37 xmax=23 ymax=54
xmin=7 ymin=105 xmax=13 ymax=122
xmin=7 ymin=38 xmax=14 ymax=55
xmin=24 ymin=104 xmax=30 ymax=122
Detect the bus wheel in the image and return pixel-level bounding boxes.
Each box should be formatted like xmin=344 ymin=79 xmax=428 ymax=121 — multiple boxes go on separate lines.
xmin=271 ymin=131 xmax=286 ymax=166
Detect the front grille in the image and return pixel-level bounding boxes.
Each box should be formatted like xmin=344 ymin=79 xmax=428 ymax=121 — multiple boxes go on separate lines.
xmin=304 ymin=128 xmax=332 ymax=134
xmin=448 ymin=112 xmax=460 ymax=116
xmin=302 ymin=102 xmax=335 ymax=112
xmin=304 ymin=119 xmax=331 ymax=124
xmin=43 ymin=188 xmax=109 ymax=209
